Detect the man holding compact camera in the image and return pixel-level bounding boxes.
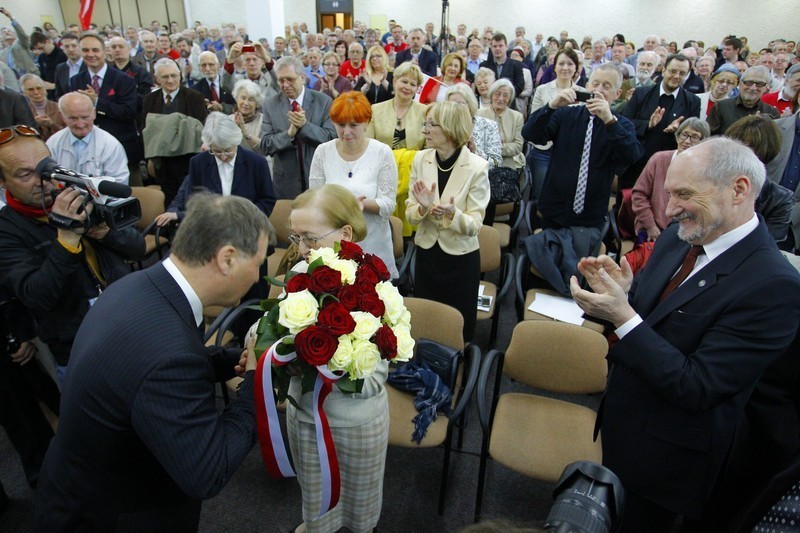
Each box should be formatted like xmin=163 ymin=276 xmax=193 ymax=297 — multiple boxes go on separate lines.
xmin=0 ymin=125 xmax=144 ymax=384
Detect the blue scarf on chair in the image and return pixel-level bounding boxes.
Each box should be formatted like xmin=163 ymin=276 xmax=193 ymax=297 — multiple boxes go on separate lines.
xmin=388 ymin=360 xmax=452 ymax=444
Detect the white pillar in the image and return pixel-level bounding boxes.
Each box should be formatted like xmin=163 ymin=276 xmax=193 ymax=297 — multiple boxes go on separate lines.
xmin=244 ymin=0 xmax=284 ymax=45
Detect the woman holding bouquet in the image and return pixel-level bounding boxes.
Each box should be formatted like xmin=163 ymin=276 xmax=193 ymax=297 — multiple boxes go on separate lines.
xmin=309 ymin=91 xmax=399 ymax=280
xmin=406 ymin=101 xmax=490 ymax=342
xmin=283 ymin=184 xmax=390 ymax=533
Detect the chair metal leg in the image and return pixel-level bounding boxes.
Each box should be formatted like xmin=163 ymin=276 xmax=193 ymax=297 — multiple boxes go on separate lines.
xmin=438 ymin=430 xmax=453 ymax=515
xmin=474 ymin=432 xmax=490 ymax=523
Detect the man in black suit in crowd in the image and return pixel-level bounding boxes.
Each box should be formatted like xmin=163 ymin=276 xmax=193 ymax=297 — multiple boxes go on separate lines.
xmin=395 ymin=28 xmax=439 ymax=77
xmin=69 ymin=34 xmax=142 ymax=173
xmin=32 ymin=193 xmax=270 ymax=532
xmin=571 ymin=138 xmax=800 ymax=531
xmin=109 ymin=35 xmax=154 ymax=96
xmin=53 ymin=33 xmax=85 ymax=99
xmin=141 ymin=58 xmax=208 ymax=206
xmin=619 ymin=53 xmax=701 ymax=191
xmin=480 ymin=32 xmax=525 ymax=103
xmin=193 ymin=51 xmax=235 ymax=114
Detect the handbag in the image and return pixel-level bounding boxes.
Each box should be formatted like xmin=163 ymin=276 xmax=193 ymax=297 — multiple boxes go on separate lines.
xmin=415 ymin=338 xmax=461 ymax=388
xmin=488 ymin=166 xmax=522 ymax=204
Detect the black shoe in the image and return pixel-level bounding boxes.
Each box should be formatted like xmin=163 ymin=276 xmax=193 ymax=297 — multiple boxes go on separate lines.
xmin=0 ymin=486 xmax=9 ymax=515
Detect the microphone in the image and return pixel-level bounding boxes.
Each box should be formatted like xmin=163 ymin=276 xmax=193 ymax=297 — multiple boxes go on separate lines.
xmin=35 ymin=157 xmax=132 ymax=198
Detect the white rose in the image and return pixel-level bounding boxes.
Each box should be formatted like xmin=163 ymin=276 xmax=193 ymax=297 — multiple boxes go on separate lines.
xmin=348 ymin=338 xmax=381 ymax=379
xmin=375 ymin=281 xmax=405 ymax=324
xmin=350 ymin=311 xmax=382 ymax=341
xmin=328 ymin=335 xmax=354 ymax=373
xmin=308 ymin=247 xmax=338 ymax=266
xmin=278 ymin=290 xmax=319 ymax=334
xmin=397 ymin=309 xmax=411 ymax=328
xmin=330 ymin=258 xmax=358 ymax=285
xmin=393 ymin=325 xmax=415 ymax=362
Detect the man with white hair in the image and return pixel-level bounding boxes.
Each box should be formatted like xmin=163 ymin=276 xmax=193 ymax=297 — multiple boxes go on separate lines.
xmin=707 ymin=65 xmax=779 ymax=134
xmin=679 ymin=47 xmax=705 ymax=93
xmin=0 ymin=7 xmax=39 ymax=77
xmin=47 ymin=92 xmax=129 ymax=184
xmin=132 ymin=30 xmax=165 ymax=77
xmin=769 ymin=52 xmax=791 ymax=92
xmin=762 ymin=62 xmax=800 ymax=116
xmin=259 ymin=56 xmax=335 ymax=199
xmin=195 ymin=51 xmax=234 ymax=113
xmin=586 ymin=40 xmax=608 ymax=76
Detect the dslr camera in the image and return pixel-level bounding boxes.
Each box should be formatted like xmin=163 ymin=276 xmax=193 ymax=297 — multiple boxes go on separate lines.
xmin=36 ymin=158 xmax=141 ymax=232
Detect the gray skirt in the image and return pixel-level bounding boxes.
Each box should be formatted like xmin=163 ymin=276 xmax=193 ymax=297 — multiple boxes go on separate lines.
xmin=287 ymin=402 xmax=390 ymax=533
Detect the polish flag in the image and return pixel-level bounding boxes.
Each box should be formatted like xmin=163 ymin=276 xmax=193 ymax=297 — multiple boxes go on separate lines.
xmin=79 ymin=0 xmax=95 ymax=31
xmin=415 ymin=74 xmax=442 ymax=103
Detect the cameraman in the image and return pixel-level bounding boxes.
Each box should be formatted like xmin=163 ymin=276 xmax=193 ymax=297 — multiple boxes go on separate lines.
xmin=0 ymin=125 xmax=145 ymax=384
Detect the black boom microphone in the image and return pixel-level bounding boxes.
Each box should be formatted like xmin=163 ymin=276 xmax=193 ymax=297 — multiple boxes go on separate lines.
xmin=35 ymin=157 xmax=133 ymax=198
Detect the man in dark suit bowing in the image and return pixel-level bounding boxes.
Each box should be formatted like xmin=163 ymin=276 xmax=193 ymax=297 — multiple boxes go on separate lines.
xmin=480 ymin=33 xmax=525 ymax=105
xmin=619 ymin=53 xmax=701 ymax=191
xmin=141 ymin=58 xmax=208 ymax=206
xmin=70 ymin=33 xmax=142 ymax=174
xmin=570 ymin=138 xmax=800 ymax=532
xmin=395 ymin=28 xmax=439 ymax=77
xmin=32 ymin=193 xmax=272 ymax=532
xmin=260 ymin=56 xmax=336 ymax=199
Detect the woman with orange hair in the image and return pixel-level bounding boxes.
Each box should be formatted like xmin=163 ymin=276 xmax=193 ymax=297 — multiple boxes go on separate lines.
xmin=309 ymin=91 xmax=399 ymax=279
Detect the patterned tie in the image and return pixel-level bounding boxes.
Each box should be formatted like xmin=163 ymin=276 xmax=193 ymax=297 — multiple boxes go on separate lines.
xmin=659 ymin=245 xmax=704 ymax=301
xmin=165 ymin=94 xmax=173 ymax=107
xmin=573 ymin=117 xmax=594 ymax=214
xmin=210 ymin=82 xmax=219 ymax=102
xmin=91 ymin=74 xmax=101 ymax=93
xmin=291 ymin=100 xmax=306 ymax=189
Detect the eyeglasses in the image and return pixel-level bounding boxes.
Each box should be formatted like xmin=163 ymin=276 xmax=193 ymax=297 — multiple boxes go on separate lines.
xmin=677 ymin=132 xmax=703 ymax=143
xmin=422 ymin=120 xmax=441 ymax=129
xmin=288 ymin=228 xmax=339 ymax=247
xmin=323 ymin=62 xmax=339 ymax=67
xmin=741 ymin=80 xmax=768 ymax=88
xmin=210 ymin=148 xmax=236 ymax=158
xmin=0 ymin=124 xmax=41 ymax=145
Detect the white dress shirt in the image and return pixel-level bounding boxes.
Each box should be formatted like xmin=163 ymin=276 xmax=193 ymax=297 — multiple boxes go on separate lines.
xmin=162 ymin=257 xmax=204 ymax=328
xmin=215 ymin=153 xmax=237 ymax=196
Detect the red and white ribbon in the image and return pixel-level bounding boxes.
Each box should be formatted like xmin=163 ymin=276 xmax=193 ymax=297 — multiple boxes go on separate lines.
xmin=254 ymin=336 xmax=343 ymax=516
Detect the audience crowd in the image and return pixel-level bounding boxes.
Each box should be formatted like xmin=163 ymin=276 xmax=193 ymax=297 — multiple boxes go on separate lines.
xmin=1 ymin=10 xmax=800 ymax=532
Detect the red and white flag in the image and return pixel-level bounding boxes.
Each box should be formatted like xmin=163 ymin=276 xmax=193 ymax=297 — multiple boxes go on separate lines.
xmin=78 ymin=0 xmax=95 ymax=31
xmin=415 ymin=73 xmax=443 ymax=103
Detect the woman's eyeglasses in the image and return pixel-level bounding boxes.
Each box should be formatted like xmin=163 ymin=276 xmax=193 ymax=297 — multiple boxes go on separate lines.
xmin=288 ymin=228 xmax=339 ymax=247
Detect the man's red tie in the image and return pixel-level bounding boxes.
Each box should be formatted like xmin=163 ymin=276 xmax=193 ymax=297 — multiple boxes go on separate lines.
xmin=291 ymin=101 xmax=305 ymax=189
xmin=91 ymin=74 xmax=101 ymax=93
xmin=659 ymin=245 xmax=704 ymax=301
xmin=210 ymin=83 xmax=219 ymax=102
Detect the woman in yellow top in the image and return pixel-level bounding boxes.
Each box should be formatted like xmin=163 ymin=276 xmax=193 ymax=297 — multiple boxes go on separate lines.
xmin=406 ymin=101 xmax=490 ymax=342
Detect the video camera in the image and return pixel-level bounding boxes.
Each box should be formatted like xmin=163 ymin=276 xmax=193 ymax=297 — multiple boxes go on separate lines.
xmin=35 ymin=158 xmax=141 ymax=232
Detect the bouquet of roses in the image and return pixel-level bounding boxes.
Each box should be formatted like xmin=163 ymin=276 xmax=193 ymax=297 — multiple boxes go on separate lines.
xmin=255 ymin=240 xmax=414 ymax=403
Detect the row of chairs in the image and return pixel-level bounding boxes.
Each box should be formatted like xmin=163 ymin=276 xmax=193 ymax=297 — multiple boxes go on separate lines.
xmin=205 ymin=297 xmax=608 ymax=523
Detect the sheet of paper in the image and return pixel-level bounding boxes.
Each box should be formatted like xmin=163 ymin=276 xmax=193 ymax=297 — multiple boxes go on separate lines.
xmin=527 ymin=293 xmax=585 ymax=326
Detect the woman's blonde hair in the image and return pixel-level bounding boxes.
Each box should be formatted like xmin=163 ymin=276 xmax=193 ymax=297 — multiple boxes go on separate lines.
xmin=365 ymin=45 xmax=388 ymax=77
xmin=440 ymin=52 xmax=465 ymax=80
xmin=393 ymin=61 xmax=423 ymax=86
xmin=446 ymin=83 xmax=478 ymax=116
xmin=291 ymin=184 xmax=368 ymax=242
xmin=425 ymin=100 xmax=473 ymax=148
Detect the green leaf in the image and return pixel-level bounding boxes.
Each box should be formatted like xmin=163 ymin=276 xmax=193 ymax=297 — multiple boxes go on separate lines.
xmin=318 ymin=293 xmax=339 ymax=307
xmin=301 ymin=368 xmax=317 ymax=395
xmin=265 ymin=275 xmax=286 ymax=287
xmin=334 ymin=241 xmax=341 ymax=253
xmin=307 ymin=256 xmax=324 ymax=274
xmin=260 ymin=298 xmax=280 ymax=313
xmin=337 ymin=377 xmax=364 ymax=394
xmin=275 ymin=338 xmax=296 ymax=356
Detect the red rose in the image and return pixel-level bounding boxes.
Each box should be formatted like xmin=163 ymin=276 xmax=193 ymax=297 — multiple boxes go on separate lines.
xmin=338 ymin=241 xmax=364 ymax=262
xmin=373 ymin=324 xmax=398 ymax=360
xmin=309 ymin=265 xmax=342 ymax=294
xmin=359 ymin=292 xmax=386 ymax=318
xmin=337 ymin=285 xmax=360 ymax=311
xmin=317 ymin=301 xmax=356 ymax=336
xmin=294 ymin=325 xmax=338 ymax=366
xmin=363 ymin=253 xmax=391 ymax=282
xmin=285 ymin=272 xmax=311 ymax=293
xmin=356 ymin=264 xmax=379 ymax=285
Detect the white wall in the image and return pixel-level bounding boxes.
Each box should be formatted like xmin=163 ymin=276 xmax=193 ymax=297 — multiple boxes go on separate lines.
xmin=4 ymin=0 xmax=798 ymax=52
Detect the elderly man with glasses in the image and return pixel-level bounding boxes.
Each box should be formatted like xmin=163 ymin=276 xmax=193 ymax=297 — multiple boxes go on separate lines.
xmin=707 ymin=65 xmax=780 ymax=134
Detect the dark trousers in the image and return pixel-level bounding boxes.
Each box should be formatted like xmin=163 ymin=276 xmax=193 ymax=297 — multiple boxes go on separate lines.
xmin=153 ymin=154 xmax=195 ymax=209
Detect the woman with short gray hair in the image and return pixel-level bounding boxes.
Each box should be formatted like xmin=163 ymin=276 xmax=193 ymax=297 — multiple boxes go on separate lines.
xmin=231 ymin=79 xmax=264 ymax=152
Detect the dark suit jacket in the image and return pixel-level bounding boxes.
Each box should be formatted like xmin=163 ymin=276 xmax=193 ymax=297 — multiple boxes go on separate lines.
xmin=619 ymin=84 xmax=701 ymax=188
xmin=169 ymin=147 xmax=276 ymax=217
xmin=599 ymin=221 xmax=800 ymax=518
xmin=193 ymin=76 xmax=235 ymax=113
xmin=114 ymin=60 xmax=155 ymax=96
xmin=141 ymin=86 xmax=209 ymax=130
xmin=54 ymin=61 xmax=86 ymax=99
xmin=32 ymin=263 xmax=258 ymax=531
xmin=70 ymin=67 xmax=141 ymax=162
xmin=480 ymin=56 xmax=525 ymax=101
xmin=395 ymin=47 xmax=439 ymax=77
xmin=0 ymin=88 xmax=35 ymax=128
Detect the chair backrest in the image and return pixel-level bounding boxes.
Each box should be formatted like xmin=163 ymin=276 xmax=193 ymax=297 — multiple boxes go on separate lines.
xmin=504 ymin=321 xmax=607 ymax=393
xmin=269 ymin=199 xmax=293 ymax=246
xmin=389 ymin=216 xmax=404 ymax=259
xmin=130 ymin=186 xmax=165 ymax=231
xmin=403 ymin=297 xmax=464 ymax=351
xmin=478 ymin=225 xmax=502 ymax=273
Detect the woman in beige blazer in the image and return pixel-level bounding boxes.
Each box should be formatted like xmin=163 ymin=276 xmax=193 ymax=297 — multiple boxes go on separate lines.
xmin=366 ymin=62 xmax=427 ymax=150
xmin=406 ymin=101 xmax=490 ymax=341
xmin=475 ymin=78 xmax=526 ymax=171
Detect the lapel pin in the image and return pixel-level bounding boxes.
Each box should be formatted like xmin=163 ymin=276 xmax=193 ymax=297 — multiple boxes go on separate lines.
xmin=698 ymin=280 xmax=706 ymax=287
